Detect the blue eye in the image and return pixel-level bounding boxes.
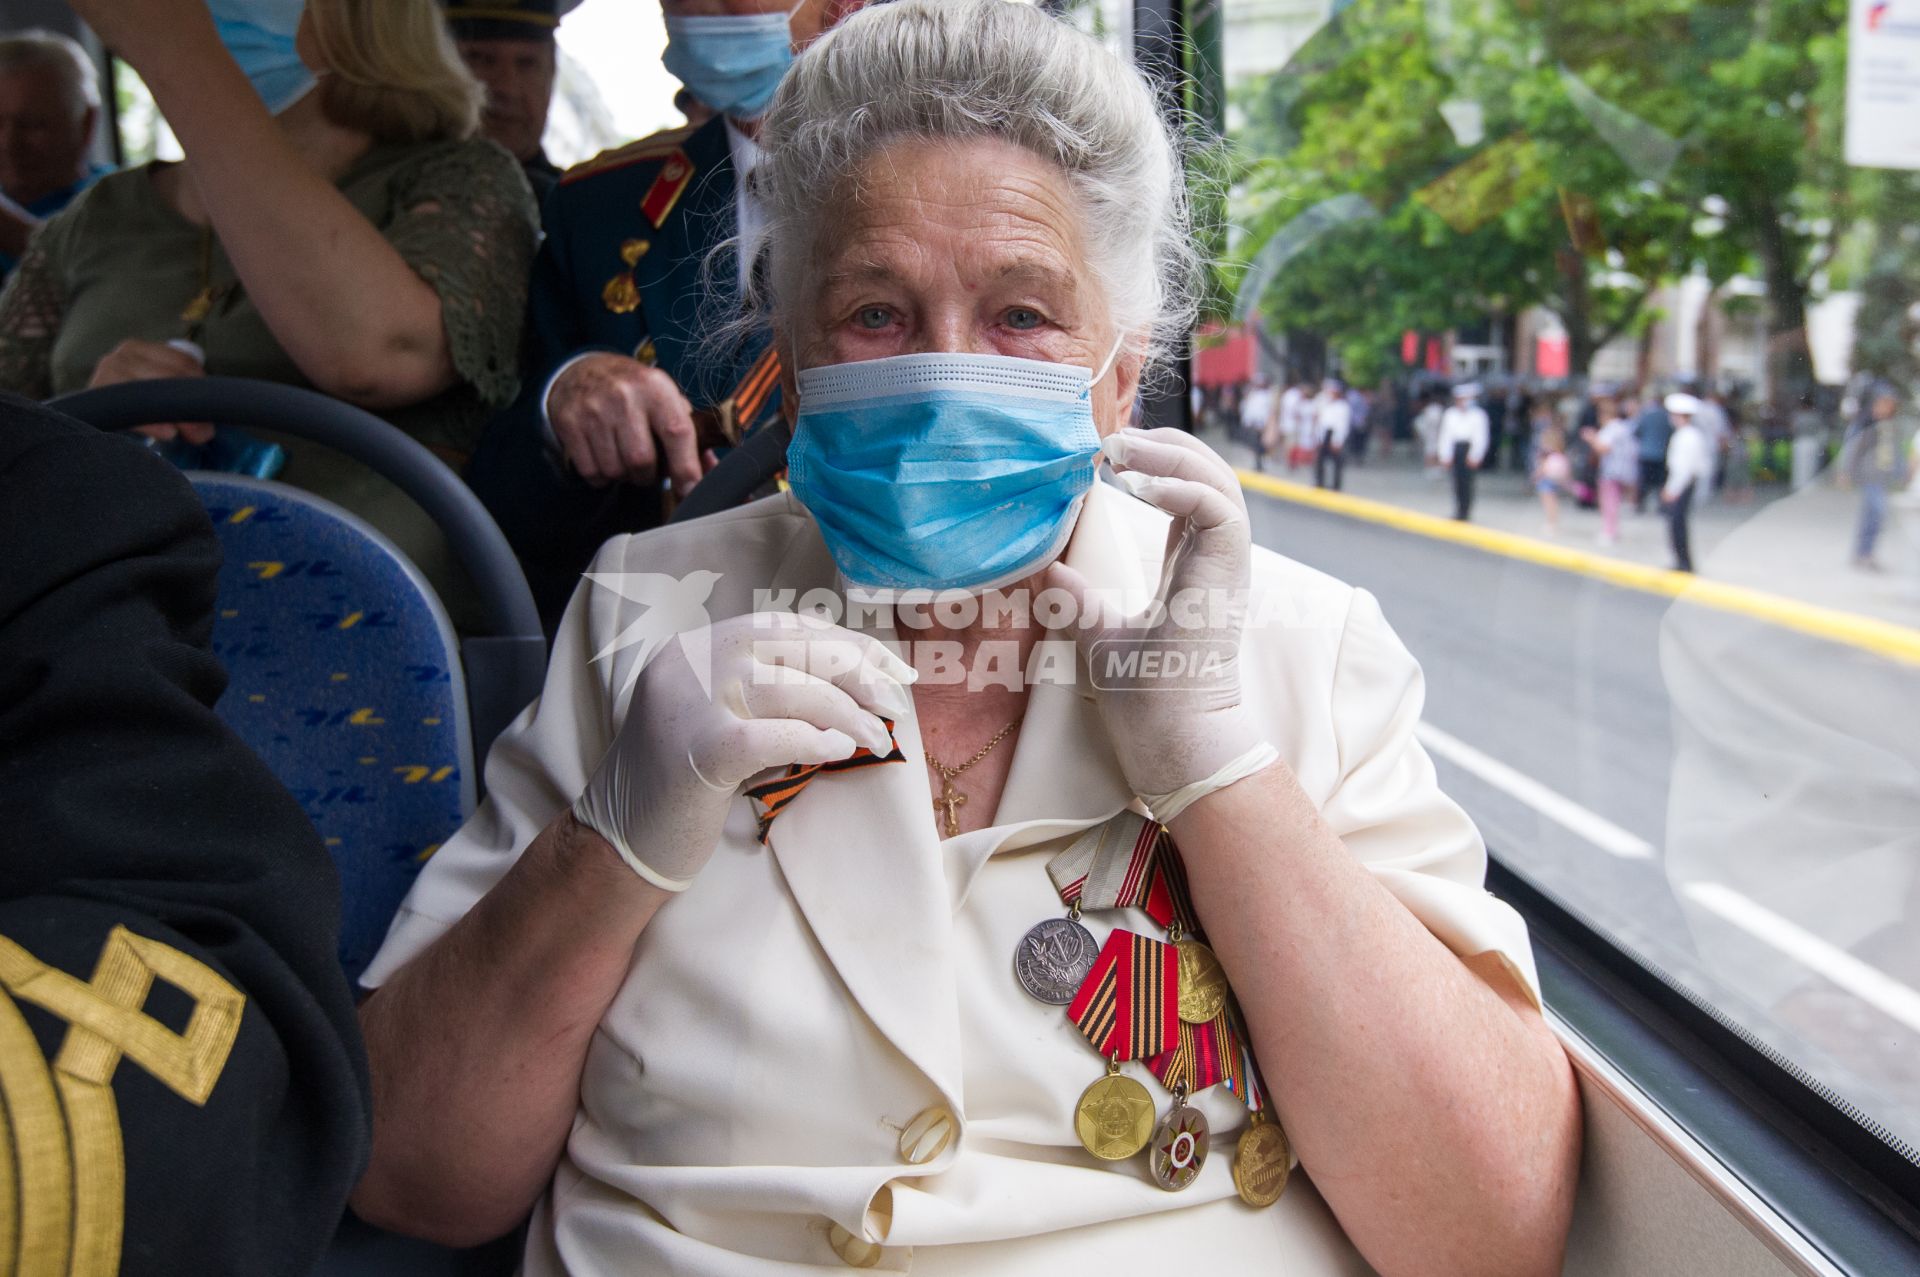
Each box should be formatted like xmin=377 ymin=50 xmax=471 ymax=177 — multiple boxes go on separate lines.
xmin=856 ymin=306 xmax=893 ymax=330
xmin=1005 ymin=308 xmax=1044 ymax=330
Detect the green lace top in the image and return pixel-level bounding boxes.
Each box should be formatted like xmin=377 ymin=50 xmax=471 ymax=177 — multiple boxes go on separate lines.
xmin=0 ymin=136 xmax=539 ymax=624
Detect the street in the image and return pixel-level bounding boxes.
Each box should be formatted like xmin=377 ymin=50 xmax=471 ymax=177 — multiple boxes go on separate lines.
xmin=1244 ymin=484 xmax=1920 ymax=1153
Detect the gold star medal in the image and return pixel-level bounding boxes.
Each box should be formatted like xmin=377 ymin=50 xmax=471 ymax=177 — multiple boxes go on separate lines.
xmin=1075 ymin=1058 xmax=1155 ymax=1161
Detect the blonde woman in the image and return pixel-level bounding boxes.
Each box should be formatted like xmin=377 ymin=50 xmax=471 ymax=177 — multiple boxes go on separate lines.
xmin=0 ymin=0 xmax=539 ymax=620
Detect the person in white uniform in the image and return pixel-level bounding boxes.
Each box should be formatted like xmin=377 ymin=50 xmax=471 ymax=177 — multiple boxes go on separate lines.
xmin=1239 ymin=376 xmax=1276 ymax=466
xmin=1661 ymin=392 xmax=1711 ymax=573
xmin=1437 ymin=382 xmax=1491 ymax=520
xmin=1311 ymin=378 xmax=1351 ymax=490
xmin=350 ymin=5 xmax=1581 ymax=1274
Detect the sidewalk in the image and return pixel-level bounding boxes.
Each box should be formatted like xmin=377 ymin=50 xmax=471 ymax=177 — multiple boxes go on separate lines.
xmin=1205 ymin=428 xmax=1920 ymax=636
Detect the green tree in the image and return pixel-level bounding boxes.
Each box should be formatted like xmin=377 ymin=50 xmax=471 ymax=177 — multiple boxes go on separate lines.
xmin=1226 ymin=0 xmax=1853 ymax=405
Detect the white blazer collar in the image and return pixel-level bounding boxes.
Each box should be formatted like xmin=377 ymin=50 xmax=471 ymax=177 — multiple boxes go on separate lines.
xmin=760 ymin=482 xmax=1164 ymax=1110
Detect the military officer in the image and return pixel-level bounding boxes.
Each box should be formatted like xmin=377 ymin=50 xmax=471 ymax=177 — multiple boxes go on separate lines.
xmin=442 ymin=0 xmax=578 ymax=204
xmin=465 ymin=0 xmax=873 ymax=630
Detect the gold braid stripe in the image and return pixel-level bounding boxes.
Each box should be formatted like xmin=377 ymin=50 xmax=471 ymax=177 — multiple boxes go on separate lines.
xmin=0 ymin=927 xmax=246 ymax=1275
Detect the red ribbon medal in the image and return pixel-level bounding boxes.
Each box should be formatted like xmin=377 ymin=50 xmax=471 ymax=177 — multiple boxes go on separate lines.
xmin=1067 ymin=928 xmax=1178 ymax=1061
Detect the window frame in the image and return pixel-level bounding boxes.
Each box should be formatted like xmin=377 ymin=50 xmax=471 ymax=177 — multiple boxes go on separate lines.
xmin=1496 ymin=858 xmax=1920 ymax=1272
xmin=1128 ymin=0 xmax=1920 ymax=1263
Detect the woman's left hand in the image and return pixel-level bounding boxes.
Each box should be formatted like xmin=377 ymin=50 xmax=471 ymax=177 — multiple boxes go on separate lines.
xmin=1045 ymin=428 xmax=1262 ymax=803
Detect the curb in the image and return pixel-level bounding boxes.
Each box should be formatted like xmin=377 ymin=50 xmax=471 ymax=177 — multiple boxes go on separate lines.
xmin=1235 ymin=468 xmax=1920 ymax=670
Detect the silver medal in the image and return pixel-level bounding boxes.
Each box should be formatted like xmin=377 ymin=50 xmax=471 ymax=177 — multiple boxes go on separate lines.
xmin=1013 ymin=915 xmax=1098 ymax=1004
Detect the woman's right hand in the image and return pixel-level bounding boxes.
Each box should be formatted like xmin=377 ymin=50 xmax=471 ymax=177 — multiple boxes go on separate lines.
xmin=89 ymin=339 xmax=215 ymax=445
xmin=571 ymin=610 xmax=917 ymax=892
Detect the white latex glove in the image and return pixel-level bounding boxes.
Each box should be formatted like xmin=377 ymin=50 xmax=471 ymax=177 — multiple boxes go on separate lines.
xmin=572 ymin=611 xmax=918 ymax=890
xmin=1045 ymin=428 xmax=1269 ymax=812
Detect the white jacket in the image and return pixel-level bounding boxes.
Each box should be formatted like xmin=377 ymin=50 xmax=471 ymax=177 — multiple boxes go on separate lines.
xmin=1664 ymin=423 xmax=1713 ymax=500
xmin=1437 ymin=406 xmax=1490 ymax=466
xmin=364 ymin=482 xmax=1540 ymax=1275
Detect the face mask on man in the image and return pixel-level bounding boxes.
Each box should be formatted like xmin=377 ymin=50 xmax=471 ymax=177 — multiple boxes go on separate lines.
xmin=787 ymin=339 xmax=1125 ymax=594
xmin=206 ymin=0 xmax=315 ymax=114
xmin=661 ymin=1 xmax=805 ymax=121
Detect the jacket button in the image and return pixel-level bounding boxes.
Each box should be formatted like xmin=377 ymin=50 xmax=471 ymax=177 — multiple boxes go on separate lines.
xmin=897 ymin=1105 xmax=957 ymax=1165
xmin=828 ymin=1223 xmax=882 ymax=1268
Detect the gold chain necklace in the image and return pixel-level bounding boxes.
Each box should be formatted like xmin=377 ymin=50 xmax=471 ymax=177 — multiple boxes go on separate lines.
xmin=925 ymin=718 xmax=1021 ymax=837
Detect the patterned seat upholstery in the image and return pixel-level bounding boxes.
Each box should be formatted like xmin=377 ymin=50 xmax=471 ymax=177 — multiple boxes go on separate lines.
xmin=189 ymin=474 xmax=474 ymax=985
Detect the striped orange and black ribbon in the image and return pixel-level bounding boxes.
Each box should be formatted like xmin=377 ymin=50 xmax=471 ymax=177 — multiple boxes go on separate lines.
xmin=1148 ymin=1006 xmax=1249 ymax=1102
xmin=1066 ymin=928 xmax=1177 ymax=1061
xmin=742 ymin=717 xmax=905 ymax=841
xmin=1052 ymin=812 xmax=1271 ymax=1111
xmin=732 ymin=346 xmax=783 ymax=432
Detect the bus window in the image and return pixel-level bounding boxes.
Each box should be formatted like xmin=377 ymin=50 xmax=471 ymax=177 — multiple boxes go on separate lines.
xmin=1191 ymin=0 xmax=1920 ymax=1180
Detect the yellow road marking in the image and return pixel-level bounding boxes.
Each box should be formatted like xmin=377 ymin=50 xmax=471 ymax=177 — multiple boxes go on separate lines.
xmin=1236 ymin=469 xmax=1920 ymax=670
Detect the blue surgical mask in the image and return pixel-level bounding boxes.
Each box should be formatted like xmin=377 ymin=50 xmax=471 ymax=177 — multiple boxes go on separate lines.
xmin=788 ymin=348 xmax=1119 ymax=593
xmin=208 ymin=0 xmax=314 ymax=113
xmin=661 ymin=2 xmax=802 ymax=121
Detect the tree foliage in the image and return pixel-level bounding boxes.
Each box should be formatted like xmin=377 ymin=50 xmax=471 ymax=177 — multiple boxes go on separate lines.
xmin=1227 ymin=0 xmax=1889 ymax=405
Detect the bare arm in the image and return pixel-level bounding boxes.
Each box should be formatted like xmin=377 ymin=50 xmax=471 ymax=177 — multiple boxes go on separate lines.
xmin=70 ymin=0 xmax=459 ymax=408
xmin=1169 ymin=770 xmax=1580 ymax=1277
xmin=352 ymin=813 xmax=667 ymax=1247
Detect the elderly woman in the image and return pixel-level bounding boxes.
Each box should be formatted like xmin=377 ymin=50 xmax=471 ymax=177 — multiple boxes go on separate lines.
xmin=353 ymin=4 xmax=1580 ymax=1274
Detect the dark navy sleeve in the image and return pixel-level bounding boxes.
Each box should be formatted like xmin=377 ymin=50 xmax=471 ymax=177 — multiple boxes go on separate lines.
xmin=0 ymin=395 xmax=370 ymax=1275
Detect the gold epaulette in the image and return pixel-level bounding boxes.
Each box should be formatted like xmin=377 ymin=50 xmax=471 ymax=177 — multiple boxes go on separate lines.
xmin=560 ymin=125 xmax=700 ymax=186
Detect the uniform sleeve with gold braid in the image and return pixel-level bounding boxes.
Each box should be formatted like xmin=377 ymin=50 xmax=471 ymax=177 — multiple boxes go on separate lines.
xmin=0 ymin=394 xmax=370 ymax=1275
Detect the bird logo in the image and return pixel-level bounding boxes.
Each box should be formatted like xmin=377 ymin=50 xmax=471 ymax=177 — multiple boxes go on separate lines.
xmin=582 ymin=569 xmax=725 ymax=701
xmin=1868 ymin=1 xmax=1891 ymax=31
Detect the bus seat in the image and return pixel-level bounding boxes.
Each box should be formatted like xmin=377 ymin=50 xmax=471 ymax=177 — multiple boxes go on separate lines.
xmin=51 ymin=379 xmax=543 ymax=1276
xmin=185 ymin=472 xmax=472 ymax=984
xmin=50 ymin=377 xmax=548 ymax=774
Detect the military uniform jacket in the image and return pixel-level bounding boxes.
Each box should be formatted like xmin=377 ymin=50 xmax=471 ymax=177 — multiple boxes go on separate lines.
xmin=467 ymin=116 xmax=784 ymax=627
xmin=363 ymin=481 xmax=1542 ymax=1275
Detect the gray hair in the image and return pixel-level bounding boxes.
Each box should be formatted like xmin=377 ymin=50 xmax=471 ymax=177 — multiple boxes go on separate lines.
xmin=744 ymin=0 xmax=1198 ymax=368
xmin=0 ymin=31 xmax=100 ymax=119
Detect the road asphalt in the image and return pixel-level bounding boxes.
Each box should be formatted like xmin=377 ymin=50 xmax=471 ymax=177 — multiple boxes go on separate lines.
xmin=1242 ymin=480 xmax=1920 ymax=1157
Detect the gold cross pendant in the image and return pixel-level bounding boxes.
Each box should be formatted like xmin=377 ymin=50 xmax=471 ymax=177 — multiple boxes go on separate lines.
xmin=935 ymin=776 xmax=966 ymax=837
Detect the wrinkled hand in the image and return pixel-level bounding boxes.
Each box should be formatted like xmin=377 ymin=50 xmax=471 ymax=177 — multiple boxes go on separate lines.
xmin=89 ymin=339 xmax=215 ymax=445
xmin=548 ymin=353 xmax=709 ymax=491
xmin=572 ymin=611 xmax=917 ymax=891
xmin=1045 ymin=428 xmax=1261 ymax=802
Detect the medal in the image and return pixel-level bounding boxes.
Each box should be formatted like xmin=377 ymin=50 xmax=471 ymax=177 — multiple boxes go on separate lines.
xmin=601 ymin=271 xmax=640 ymax=314
xmin=1232 ymin=1113 xmax=1291 ymax=1208
xmin=1075 ymin=1058 xmax=1156 ymax=1161
xmin=1012 ymin=910 xmax=1098 ymax=1005
xmin=1046 ymin=812 xmax=1277 ymax=1192
xmin=1148 ymin=1087 xmax=1210 ymax=1191
xmin=1067 ymin=929 xmax=1177 ymax=1061
xmin=1175 ymin=935 xmax=1229 ymax=1024
xmin=1149 ymin=1010 xmax=1234 ymax=1098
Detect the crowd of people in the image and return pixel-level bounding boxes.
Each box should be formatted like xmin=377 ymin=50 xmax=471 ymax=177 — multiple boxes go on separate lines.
xmin=0 ymin=2 xmax=1588 ymax=1274
xmin=1212 ymin=367 xmax=1917 ymax=577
